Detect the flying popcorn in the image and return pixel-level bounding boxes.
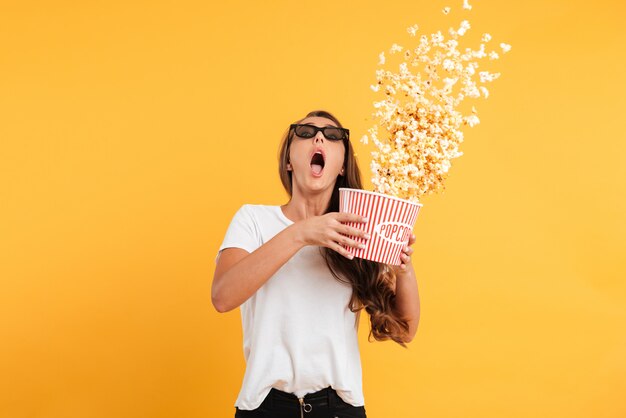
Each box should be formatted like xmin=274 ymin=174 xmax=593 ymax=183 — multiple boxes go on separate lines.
xmin=361 ymin=2 xmax=511 ymax=203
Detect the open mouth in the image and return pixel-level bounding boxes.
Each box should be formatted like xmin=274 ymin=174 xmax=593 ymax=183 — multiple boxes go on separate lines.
xmin=310 ymin=152 xmax=325 ymax=176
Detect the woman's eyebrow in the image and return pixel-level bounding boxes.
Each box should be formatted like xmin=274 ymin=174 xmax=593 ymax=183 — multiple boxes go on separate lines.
xmin=304 ymin=123 xmax=337 ymax=128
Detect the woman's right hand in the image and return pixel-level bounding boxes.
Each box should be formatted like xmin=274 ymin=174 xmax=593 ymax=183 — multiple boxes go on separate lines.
xmin=294 ymin=212 xmax=371 ymax=259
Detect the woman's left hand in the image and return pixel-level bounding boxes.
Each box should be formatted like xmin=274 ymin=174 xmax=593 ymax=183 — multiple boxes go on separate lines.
xmin=393 ymin=233 xmax=416 ymax=275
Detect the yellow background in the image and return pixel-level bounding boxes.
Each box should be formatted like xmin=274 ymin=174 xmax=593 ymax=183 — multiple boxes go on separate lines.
xmin=1 ymin=0 xmax=625 ymax=417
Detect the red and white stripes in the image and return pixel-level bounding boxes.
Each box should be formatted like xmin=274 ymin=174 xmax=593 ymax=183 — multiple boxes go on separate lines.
xmin=339 ymin=188 xmax=422 ymax=265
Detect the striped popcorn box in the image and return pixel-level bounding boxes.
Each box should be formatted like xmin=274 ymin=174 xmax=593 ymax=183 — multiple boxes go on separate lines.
xmin=339 ymin=188 xmax=423 ymax=266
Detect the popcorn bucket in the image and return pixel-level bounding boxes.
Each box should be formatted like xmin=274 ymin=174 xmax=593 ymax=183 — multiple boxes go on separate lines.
xmin=339 ymin=188 xmax=423 ymax=266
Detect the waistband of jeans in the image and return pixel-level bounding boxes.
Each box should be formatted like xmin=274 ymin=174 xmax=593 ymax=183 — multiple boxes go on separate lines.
xmin=269 ymin=386 xmax=340 ymax=405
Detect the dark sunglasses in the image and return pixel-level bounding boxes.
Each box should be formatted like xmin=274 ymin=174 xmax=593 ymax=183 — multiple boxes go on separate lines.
xmin=290 ymin=124 xmax=350 ymax=141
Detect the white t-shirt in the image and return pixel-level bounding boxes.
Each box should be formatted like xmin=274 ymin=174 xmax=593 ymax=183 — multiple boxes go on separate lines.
xmin=215 ymin=204 xmax=364 ymax=410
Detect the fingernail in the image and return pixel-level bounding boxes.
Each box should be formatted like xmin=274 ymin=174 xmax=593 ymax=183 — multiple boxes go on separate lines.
xmin=363 ymin=217 xmax=369 ymax=222
xmin=364 ymin=233 xmax=371 ymax=239
xmin=358 ymin=244 xmax=366 ymax=249
xmin=348 ymin=254 xmax=354 ymax=259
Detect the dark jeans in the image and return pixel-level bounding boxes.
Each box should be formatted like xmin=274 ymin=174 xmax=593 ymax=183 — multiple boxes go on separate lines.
xmin=235 ymin=386 xmax=367 ymax=418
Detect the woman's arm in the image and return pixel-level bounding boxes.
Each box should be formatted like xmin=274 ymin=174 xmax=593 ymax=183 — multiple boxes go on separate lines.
xmin=391 ymin=234 xmax=421 ymax=342
xmin=211 ymin=212 xmax=369 ymax=313
xmin=212 ymin=224 xmax=304 ymax=313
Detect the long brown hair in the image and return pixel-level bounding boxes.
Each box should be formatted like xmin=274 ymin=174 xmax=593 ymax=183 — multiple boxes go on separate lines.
xmin=277 ymin=110 xmax=410 ymax=347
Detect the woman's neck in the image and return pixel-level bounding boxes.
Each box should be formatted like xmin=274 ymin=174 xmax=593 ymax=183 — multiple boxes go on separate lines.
xmin=281 ymin=198 xmax=330 ymax=223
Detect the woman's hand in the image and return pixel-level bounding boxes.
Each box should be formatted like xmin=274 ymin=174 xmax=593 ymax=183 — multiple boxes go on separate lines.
xmin=293 ymin=212 xmax=370 ymax=260
xmin=393 ymin=233 xmax=416 ymax=275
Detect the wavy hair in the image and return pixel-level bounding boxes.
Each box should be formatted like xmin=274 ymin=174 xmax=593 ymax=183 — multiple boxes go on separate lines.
xmin=277 ymin=110 xmax=410 ymax=347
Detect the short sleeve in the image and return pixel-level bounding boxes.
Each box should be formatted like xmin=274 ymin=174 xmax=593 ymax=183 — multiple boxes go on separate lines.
xmin=215 ymin=204 xmax=261 ymax=264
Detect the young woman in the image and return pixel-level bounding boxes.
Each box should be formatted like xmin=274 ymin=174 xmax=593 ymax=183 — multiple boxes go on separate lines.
xmin=212 ymin=110 xmax=420 ymax=418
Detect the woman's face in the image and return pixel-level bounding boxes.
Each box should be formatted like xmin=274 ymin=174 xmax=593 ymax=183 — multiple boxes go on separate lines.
xmin=288 ymin=116 xmax=346 ymax=192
